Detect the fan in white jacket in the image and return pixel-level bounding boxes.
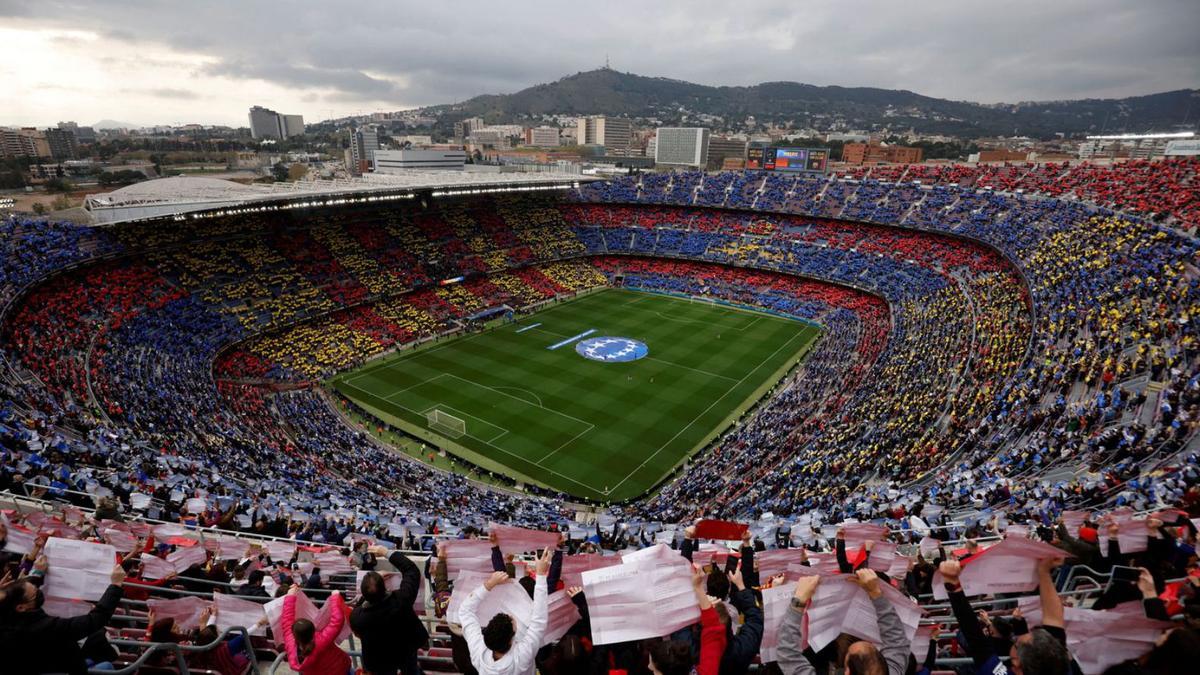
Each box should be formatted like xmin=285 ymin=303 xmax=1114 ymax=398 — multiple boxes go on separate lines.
xmin=460 ymin=549 xmax=552 ymax=675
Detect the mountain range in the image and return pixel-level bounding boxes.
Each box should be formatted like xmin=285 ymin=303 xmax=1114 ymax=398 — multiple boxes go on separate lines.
xmin=423 ymin=69 xmax=1198 ymax=139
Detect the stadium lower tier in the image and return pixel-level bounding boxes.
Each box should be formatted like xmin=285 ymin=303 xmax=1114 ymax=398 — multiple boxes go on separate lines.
xmin=0 ymin=177 xmax=1196 ymax=528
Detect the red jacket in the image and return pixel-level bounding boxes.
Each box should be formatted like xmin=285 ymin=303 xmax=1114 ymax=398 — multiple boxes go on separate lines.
xmin=697 ymin=606 xmax=727 ymax=675
xmin=283 ymin=593 xmax=351 ymax=675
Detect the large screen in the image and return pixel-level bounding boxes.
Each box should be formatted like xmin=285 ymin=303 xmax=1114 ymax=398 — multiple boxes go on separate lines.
xmin=746 ymin=146 xmax=765 ymax=170
xmin=751 ymin=146 xmax=829 ymax=173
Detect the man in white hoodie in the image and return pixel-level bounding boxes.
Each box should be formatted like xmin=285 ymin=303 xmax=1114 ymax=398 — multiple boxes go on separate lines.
xmin=460 ymin=548 xmax=552 ymax=675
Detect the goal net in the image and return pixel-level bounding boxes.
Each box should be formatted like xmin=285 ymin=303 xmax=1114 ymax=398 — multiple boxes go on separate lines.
xmin=426 ymin=409 xmax=466 ymax=439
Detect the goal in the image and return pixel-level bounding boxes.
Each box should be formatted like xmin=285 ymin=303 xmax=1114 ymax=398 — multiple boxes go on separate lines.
xmin=426 ymin=409 xmax=467 ymax=439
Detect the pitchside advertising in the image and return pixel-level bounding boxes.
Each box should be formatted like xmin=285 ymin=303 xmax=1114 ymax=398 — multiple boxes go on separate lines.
xmin=746 ymin=146 xmax=829 ymax=173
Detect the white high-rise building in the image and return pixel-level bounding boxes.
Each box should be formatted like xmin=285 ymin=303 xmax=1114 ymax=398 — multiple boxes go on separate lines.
xmin=654 ymin=127 xmax=710 ymax=167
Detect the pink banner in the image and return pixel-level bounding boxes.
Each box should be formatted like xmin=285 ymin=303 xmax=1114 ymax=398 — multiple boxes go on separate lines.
xmin=581 ymin=557 xmax=699 ymax=645
xmin=139 ymin=553 xmax=177 ymax=580
xmin=167 ymin=545 xmax=208 ymax=572
xmin=1 ymin=520 xmax=36 ymax=554
xmin=214 ymin=592 xmax=268 ymax=634
xmin=148 ymin=596 xmax=211 ymax=630
xmin=756 ymin=549 xmax=809 ymax=579
xmin=759 ymin=581 xmax=797 ymax=663
xmin=932 ymin=538 xmax=1069 ymax=599
xmin=441 ymin=538 xmax=496 ymax=575
xmin=102 ymin=528 xmax=139 ymax=552
xmin=489 ymin=523 xmax=561 ymax=555
xmin=44 ymin=537 xmax=117 ymax=602
xmin=314 ymin=550 xmax=354 ymax=574
xmin=544 ymin=589 xmax=582 ymax=645
xmin=840 ymin=522 xmax=888 ymax=550
xmin=865 ymin=541 xmax=898 ymax=573
xmin=265 ymin=540 xmax=296 ymax=561
xmin=560 ymin=553 xmax=622 ymax=589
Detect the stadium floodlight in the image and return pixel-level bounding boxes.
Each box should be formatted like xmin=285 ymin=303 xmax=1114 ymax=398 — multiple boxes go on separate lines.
xmin=427 ymin=409 xmax=467 ymax=439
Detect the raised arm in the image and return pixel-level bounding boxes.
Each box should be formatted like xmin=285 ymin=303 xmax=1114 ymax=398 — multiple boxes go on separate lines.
xmin=546 ymin=544 xmax=564 ymax=592
xmin=314 ymin=592 xmax=347 ymax=649
xmin=382 ymin=548 xmax=421 ymax=607
xmin=282 ymin=589 xmax=303 ymax=670
xmin=939 ymin=560 xmax=996 ymax=669
xmin=1036 ymin=558 xmax=1064 ymax=629
xmin=851 ymin=569 xmax=907 ymax=675
xmin=726 ymin=567 xmax=764 ymax=667
xmin=461 ymin=571 xmax=509 ymax=663
xmin=740 ymin=530 xmax=760 ymax=590
xmin=509 ymin=549 xmax=552 ymax=669
xmin=777 ymin=575 xmax=819 ymax=675
xmin=680 ymin=525 xmax=696 ymax=562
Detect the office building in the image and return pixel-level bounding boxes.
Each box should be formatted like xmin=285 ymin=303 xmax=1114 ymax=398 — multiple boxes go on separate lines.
xmin=57 ymin=121 xmax=97 ymax=143
xmin=453 ymin=117 xmax=485 ymax=140
xmin=282 ymin=114 xmax=305 ymax=138
xmin=654 ymin=127 xmax=710 ymax=168
xmin=576 ymin=116 xmax=634 ymax=156
xmin=706 ymin=136 xmax=747 ymax=170
xmin=525 ymin=127 xmax=560 ymax=147
xmin=373 ymin=149 xmax=467 ymax=172
xmin=348 ymin=126 xmax=381 ymax=175
xmin=248 ymin=105 xmax=305 ymax=140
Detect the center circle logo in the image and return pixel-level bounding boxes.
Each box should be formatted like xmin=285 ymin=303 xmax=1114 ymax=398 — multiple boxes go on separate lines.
xmin=576 ymin=336 xmax=648 ymax=363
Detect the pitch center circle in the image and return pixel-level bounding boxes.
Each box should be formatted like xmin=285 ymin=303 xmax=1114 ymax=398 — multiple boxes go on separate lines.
xmin=575 ymin=336 xmax=648 ymax=363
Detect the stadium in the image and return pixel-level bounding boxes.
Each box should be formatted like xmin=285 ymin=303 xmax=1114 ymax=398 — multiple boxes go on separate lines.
xmin=2 ymin=156 xmax=1199 ymax=674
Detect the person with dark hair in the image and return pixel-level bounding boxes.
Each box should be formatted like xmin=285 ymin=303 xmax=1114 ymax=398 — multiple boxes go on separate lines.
xmin=350 ymin=545 xmax=429 ymax=675
xmin=940 ymin=558 xmax=1072 ymax=675
xmin=283 ymin=584 xmax=350 ymax=674
xmin=778 ymin=569 xmax=909 ymax=675
xmin=239 ymin=568 xmax=271 ymax=599
xmin=460 ymin=549 xmax=551 ymax=674
xmin=0 ymin=563 xmax=126 ymax=675
xmin=649 ymin=639 xmax=695 ymax=675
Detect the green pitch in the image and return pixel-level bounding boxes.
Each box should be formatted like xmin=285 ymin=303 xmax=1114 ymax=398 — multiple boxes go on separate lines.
xmin=330 ymin=288 xmax=820 ymax=502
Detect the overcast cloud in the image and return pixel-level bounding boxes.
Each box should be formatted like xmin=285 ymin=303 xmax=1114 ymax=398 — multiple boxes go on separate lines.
xmin=1 ymin=0 xmax=1196 ymax=128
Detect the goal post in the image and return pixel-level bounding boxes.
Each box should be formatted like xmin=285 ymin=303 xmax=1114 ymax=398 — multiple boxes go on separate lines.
xmin=426 ymin=409 xmax=467 ymax=439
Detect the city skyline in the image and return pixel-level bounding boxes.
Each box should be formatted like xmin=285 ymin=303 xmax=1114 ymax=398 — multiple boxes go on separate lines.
xmin=1 ymin=0 xmax=1197 ymax=128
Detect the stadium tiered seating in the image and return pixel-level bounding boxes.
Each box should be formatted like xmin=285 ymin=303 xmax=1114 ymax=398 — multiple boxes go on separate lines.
xmin=3 ymin=163 xmax=1200 ymax=672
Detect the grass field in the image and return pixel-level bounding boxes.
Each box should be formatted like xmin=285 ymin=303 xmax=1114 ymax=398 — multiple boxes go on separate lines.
xmin=330 ymin=288 xmax=821 ymax=502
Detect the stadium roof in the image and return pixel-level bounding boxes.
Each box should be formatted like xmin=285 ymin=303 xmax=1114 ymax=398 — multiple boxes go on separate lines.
xmin=84 ymin=172 xmax=593 ymax=225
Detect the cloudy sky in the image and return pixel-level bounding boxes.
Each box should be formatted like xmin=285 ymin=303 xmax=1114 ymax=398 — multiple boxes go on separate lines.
xmin=2 ymin=0 xmax=1197 ymax=128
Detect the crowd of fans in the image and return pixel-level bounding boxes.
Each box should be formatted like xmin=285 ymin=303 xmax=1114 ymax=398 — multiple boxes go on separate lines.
xmin=1 ymin=497 xmax=1197 ymax=674
xmin=0 ymin=158 xmax=1198 ymax=671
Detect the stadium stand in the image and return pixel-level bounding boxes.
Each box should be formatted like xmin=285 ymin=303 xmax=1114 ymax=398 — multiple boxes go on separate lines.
xmin=0 ymin=159 xmax=1198 ymax=673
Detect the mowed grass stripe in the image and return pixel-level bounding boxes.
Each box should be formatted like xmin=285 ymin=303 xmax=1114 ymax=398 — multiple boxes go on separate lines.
xmin=332 ymin=288 xmax=820 ymax=501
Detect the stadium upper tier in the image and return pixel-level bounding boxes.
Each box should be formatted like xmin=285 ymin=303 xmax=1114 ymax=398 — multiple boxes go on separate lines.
xmin=1 ymin=159 xmax=1197 ymax=535
xmin=83 ymin=173 xmax=590 ymax=225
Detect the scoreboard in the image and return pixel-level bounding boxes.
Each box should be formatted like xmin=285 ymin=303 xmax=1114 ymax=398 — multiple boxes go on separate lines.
xmin=746 ymin=146 xmax=829 ymax=173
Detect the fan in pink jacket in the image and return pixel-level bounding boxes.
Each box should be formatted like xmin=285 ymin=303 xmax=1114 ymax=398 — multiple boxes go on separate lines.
xmin=283 ymin=586 xmax=352 ymax=675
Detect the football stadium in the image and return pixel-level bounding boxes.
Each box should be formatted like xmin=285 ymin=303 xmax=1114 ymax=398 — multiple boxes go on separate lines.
xmin=3 ymin=157 xmax=1199 ymax=672
xmin=2 ymin=4 xmax=1200 ymax=671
